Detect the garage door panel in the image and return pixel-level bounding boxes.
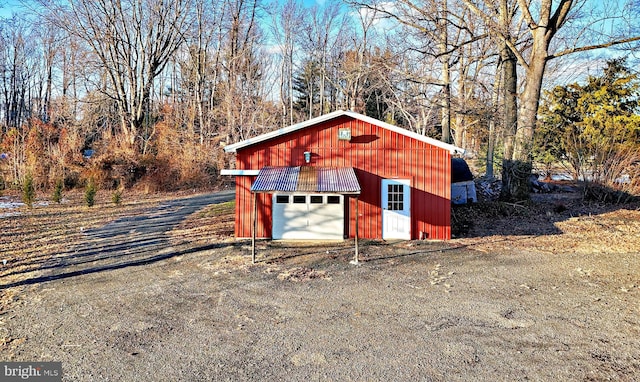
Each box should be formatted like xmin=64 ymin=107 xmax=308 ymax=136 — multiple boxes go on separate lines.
xmin=274 ymin=196 xmax=306 ymax=239
xmin=308 ymin=204 xmax=343 ymax=239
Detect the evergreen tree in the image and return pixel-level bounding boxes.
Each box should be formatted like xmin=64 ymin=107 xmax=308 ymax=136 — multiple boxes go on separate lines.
xmin=22 ymin=172 xmax=36 ymax=208
xmin=52 ymin=178 xmax=64 ymax=204
xmin=536 ymin=59 xmax=640 ymax=185
xmin=85 ymin=178 xmax=97 ymax=207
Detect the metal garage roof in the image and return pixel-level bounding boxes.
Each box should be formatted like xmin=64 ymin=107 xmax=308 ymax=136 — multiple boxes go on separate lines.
xmin=251 ymin=166 xmax=361 ymax=194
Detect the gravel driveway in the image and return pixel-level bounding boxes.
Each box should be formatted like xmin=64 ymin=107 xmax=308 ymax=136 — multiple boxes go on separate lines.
xmin=2 ymin=193 xmax=639 ymax=381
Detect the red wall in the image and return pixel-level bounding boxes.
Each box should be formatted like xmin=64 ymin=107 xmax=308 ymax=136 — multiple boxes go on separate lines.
xmin=232 ymin=115 xmax=452 ymax=240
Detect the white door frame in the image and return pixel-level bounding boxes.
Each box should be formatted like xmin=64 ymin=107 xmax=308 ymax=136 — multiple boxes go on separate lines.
xmin=381 ymin=179 xmax=411 ymax=240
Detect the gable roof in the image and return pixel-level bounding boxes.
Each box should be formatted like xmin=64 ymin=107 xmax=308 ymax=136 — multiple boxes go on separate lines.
xmin=223 ymin=110 xmax=464 ymax=154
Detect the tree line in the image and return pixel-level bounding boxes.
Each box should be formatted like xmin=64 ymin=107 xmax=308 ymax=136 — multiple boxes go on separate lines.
xmin=0 ymin=0 xmax=638 ymax=197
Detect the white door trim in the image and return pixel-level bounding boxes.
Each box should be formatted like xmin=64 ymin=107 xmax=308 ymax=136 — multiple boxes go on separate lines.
xmin=382 ymin=179 xmax=411 ymax=240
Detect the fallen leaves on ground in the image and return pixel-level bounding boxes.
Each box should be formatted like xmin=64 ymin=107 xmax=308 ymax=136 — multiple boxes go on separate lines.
xmin=277 ymin=267 xmax=330 ymax=282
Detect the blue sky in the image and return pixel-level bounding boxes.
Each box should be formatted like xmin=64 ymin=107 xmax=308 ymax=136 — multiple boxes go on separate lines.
xmin=0 ymin=0 xmax=31 ymax=18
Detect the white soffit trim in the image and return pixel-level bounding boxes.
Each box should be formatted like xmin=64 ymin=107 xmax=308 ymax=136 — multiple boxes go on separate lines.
xmin=220 ymin=169 xmax=260 ymax=176
xmin=222 ymin=110 xmax=465 ymax=155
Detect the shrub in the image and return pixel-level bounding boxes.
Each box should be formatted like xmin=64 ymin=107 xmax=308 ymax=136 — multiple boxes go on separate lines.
xmin=85 ymin=178 xmax=97 ymax=207
xmin=22 ymin=172 xmax=35 ymax=208
xmin=64 ymin=171 xmax=81 ymax=189
xmin=111 ymin=189 xmax=122 ymax=205
xmin=52 ymin=178 xmax=64 ymax=204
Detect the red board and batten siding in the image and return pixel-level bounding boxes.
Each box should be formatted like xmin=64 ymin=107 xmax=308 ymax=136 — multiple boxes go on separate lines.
xmin=232 ymin=115 xmax=452 ymax=240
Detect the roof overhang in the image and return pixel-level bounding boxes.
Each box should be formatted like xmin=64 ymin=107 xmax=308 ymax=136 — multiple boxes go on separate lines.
xmin=223 ymin=110 xmax=464 ymax=155
xmin=220 ymin=169 xmax=260 ymax=176
xmin=250 ymin=166 xmax=361 ymax=195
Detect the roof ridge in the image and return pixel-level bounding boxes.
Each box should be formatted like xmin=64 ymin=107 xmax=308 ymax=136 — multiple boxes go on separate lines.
xmin=224 ymin=110 xmax=464 ymax=155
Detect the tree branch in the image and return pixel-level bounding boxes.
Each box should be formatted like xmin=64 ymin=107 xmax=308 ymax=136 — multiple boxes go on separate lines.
xmin=461 ymin=0 xmax=530 ymax=71
xmin=548 ymin=36 xmax=640 ymax=60
xmin=516 ymin=0 xmax=537 ymax=30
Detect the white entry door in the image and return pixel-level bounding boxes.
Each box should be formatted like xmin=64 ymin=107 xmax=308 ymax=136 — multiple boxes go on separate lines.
xmin=382 ymin=179 xmax=411 ymax=240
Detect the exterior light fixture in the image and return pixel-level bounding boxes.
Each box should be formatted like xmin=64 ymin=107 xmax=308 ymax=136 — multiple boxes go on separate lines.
xmin=304 ymin=151 xmax=311 ymax=163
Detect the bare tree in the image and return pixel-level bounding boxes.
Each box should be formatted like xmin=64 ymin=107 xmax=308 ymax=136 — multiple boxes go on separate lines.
xmin=337 ymin=5 xmax=379 ymax=114
xmin=349 ymin=0 xmax=491 ymax=144
xmin=172 ymin=0 xmax=226 ymax=146
xmin=0 ymin=16 xmax=46 ymax=184
xmin=219 ymin=0 xmax=267 ymax=142
xmin=40 ymin=0 xmax=191 ymax=153
xmin=268 ymin=0 xmax=304 ymax=126
xmin=0 ymin=16 xmax=37 ymax=131
xmin=461 ymin=0 xmax=640 ymax=199
xmin=304 ymin=2 xmax=346 ymax=117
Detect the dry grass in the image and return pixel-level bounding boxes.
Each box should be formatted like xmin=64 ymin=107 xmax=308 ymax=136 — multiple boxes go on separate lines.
xmin=168 ymin=200 xmax=236 ymax=246
xmin=452 ymin=196 xmax=640 ymax=255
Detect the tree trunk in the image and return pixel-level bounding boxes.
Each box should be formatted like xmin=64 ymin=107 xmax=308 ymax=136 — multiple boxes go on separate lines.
xmin=501 ymin=42 xmax=518 ymax=161
xmin=501 ymin=159 xmax=532 ymax=201
xmin=486 ymin=120 xmax=495 ymax=178
xmin=499 ymin=41 xmax=527 ymax=201
xmin=498 ymin=38 xmax=524 ymax=200
xmin=501 ymin=34 xmax=548 ymax=201
xmin=439 ymin=1 xmax=451 ymax=144
xmin=515 ymin=53 xmax=547 ymax=161
xmin=441 ymin=62 xmax=451 ymax=144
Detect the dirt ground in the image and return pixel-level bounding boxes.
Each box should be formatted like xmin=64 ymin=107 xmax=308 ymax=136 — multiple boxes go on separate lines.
xmin=1 ymin=190 xmax=639 ymax=381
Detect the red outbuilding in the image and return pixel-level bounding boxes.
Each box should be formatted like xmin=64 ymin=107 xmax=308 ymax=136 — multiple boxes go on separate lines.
xmin=222 ymin=110 xmax=463 ymax=242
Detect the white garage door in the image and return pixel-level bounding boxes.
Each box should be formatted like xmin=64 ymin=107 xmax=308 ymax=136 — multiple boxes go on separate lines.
xmin=272 ymin=194 xmax=344 ymax=240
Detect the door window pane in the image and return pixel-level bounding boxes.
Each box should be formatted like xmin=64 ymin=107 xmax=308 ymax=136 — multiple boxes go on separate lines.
xmin=387 ymin=184 xmax=404 ymax=211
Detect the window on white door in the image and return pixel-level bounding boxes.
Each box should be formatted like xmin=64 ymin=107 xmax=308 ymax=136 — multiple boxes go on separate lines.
xmin=387 ymin=184 xmax=405 ymax=211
